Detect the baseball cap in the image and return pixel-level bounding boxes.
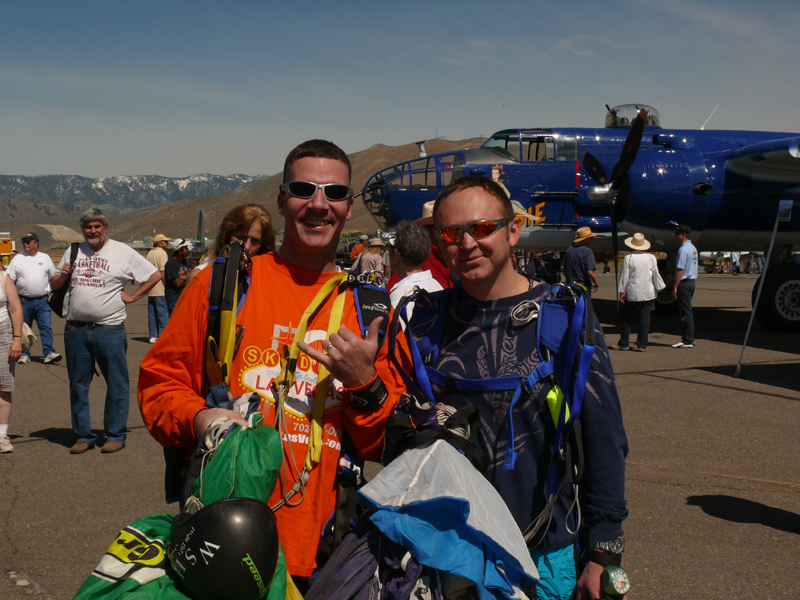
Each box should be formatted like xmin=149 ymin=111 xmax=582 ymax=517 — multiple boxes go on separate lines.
xmin=675 ymin=224 xmax=691 ymax=235
xmin=171 ymin=238 xmax=191 ymax=251
xmin=21 ymin=232 xmax=39 ymax=243
xmin=359 ymin=234 xmax=369 ymax=242
xmin=153 ymin=234 xmax=169 ymax=243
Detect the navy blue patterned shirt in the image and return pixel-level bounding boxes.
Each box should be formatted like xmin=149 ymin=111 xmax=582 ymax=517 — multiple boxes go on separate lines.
xmin=410 ymin=281 xmax=628 ymax=548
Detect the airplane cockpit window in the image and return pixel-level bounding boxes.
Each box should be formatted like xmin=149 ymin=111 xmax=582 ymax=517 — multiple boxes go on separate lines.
xmin=554 ymin=136 xmax=577 ymax=161
xmin=482 ymin=132 xmax=521 ymax=162
xmin=605 ymin=104 xmax=661 ymax=128
xmin=384 ymin=157 xmax=438 ymax=191
xmin=438 ymin=153 xmax=464 ymax=186
xmin=525 ymin=137 xmax=553 ymax=161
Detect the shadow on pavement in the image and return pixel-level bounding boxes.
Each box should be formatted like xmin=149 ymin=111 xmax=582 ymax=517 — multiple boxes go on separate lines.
xmin=687 ymin=495 xmax=800 ymax=535
xmin=28 ymin=426 xmax=83 ymax=448
xmin=591 ymin=298 xmax=799 ymax=356
xmin=701 ymin=364 xmax=800 ymax=394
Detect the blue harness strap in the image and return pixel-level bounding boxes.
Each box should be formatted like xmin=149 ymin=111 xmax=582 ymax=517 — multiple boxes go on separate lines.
xmin=539 ymin=286 xmax=595 ymax=500
xmin=387 ymin=290 xmax=442 ymax=405
xmin=503 ymin=360 xmax=555 ymax=470
xmin=389 ymin=283 xmax=595 ymax=482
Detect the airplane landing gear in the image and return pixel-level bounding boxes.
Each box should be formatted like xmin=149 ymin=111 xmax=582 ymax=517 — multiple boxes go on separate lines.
xmin=752 ymin=263 xmax=800 ymax=332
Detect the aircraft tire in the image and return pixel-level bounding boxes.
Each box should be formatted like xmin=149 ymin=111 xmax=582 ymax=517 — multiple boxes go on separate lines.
xmin=654 ymin=289 xmax=677 ymax=313
xmin=752 ymin=263 xmax=800 ymax=332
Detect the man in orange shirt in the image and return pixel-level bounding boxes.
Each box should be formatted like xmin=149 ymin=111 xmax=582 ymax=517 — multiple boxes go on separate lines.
xmin=349 ymin=234 xmax=368 ymax=259
xmin=138 ymin=140 xmax=405 ymax=586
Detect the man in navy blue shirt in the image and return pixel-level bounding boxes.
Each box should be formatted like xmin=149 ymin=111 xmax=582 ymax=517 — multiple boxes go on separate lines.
xmin=164 ymin=240 xmax=190 ymax=315
xmin=407 ymin=176 xmax=629 ymax=600
xmin=671 ymin=224 xmax=698 ymax=348
xmin=561 ymin=227 xmax=599 ymax=295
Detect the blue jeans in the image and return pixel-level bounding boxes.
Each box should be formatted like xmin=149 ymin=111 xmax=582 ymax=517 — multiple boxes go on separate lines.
xmin=619 ymin=299 xmax=654 ymax=349
xmin=677 ymin=279 xmax=696 ymax=344
xmin=20 ymin=295 xmax=55 ymax=358
xmin=147 ymin=296 xmax=169 ymax=339
xmin=64 ymin=322 xmax=129 ymax=444
xmin=755 ymin=254 xmax=765 ymax=272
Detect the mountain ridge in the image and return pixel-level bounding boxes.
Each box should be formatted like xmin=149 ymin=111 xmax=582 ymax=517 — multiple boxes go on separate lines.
xmin=0 ymin=173 xmax=269 ymax=210
xmin=3 ymin=137 xmax=487 ymax=250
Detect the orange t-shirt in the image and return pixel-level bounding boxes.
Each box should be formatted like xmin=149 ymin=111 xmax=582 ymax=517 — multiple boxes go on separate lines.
xmin=349 ymin=242 xmax=365 ymax=259
xmin=138 ymin=252 xmax=406 ymax=577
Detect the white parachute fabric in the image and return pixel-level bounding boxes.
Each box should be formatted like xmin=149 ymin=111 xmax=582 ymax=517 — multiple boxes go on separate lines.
xmin=359 ymin=440 xmax=538 ymax=600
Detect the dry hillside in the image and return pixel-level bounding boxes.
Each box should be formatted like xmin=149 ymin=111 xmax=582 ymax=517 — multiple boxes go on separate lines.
xmin=3 ymin=137 xmax=486 ymax=251
xmin=110 ymin=137 xmax=487 ymax=244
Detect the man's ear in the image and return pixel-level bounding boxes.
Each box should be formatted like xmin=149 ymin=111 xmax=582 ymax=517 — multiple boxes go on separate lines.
xmin=277 ymin=193 xmax=286 ymax=216
xmin=508 ymin=214 xmax=521 ymax=247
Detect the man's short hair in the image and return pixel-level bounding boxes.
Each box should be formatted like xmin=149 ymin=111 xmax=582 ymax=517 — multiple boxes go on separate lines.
xmin=282 ymin=139 xmax=352 ymax=183
xmin=432 ymin=176 xmax=514 ymax=225
xmin=80 ymin=208 xmax=108 ymax=229
xmin=394 ymin=220 xmax=431 ymax=268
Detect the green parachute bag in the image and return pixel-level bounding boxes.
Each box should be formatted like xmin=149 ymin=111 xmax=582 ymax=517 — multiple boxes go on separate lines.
xmin=73 ymin=419 xmax=299 ymax=600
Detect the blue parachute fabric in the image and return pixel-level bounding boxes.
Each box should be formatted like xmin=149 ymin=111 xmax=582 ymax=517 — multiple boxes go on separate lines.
xmin=359 ymin=440 xmax=538 ymax=600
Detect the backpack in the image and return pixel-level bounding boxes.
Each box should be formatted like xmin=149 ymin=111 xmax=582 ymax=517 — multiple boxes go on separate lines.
xmin=386 ymin=282 xmax=596 ymax=543
xmin=47 ymin=242 xmax=79 ymax=318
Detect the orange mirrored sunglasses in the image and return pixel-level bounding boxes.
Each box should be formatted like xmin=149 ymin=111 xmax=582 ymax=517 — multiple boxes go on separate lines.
xmin=435 ymin=219 xmax=509 ymax=245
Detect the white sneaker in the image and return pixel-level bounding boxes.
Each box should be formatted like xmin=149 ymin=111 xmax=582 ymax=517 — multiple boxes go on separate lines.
xmin=149 ymin=337 xmax=157 ymax=344
xmin=17 ymin=355 xmax=30 ymax=364
xmin=671 ymin=342 xmax=694 ymax=348
xmin=0 ymin=436 xmax=13 ymax=453
xmin=43 ymin=352 xmax=62 ymax=364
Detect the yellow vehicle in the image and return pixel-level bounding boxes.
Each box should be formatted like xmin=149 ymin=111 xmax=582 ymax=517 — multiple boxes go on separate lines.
xmin=0 ymin=232 xmax=14 ymax=267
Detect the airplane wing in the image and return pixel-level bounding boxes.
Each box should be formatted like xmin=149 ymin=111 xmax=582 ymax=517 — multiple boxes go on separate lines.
xmin=726 ymin=137 xmax=800 ymax=182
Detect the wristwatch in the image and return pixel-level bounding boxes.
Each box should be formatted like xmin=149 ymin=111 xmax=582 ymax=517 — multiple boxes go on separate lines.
xmin=348 ymin=377 xmax=389 ymax=411
xmin=590 ymin=537 xmax=625 ymax=555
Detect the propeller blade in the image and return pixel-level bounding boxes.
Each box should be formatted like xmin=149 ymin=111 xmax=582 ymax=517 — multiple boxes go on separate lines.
xmin=610 ymin=108 xmax=647 ymax=190
xmin=581 ymin=151 xmax=609 ymax=186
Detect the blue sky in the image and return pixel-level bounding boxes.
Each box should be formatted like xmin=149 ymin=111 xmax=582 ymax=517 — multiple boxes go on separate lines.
xmin=2 ymin=0 xmax=798 ymax=178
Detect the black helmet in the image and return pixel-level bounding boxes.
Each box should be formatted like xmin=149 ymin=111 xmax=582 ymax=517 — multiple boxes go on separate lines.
xmin=168 ymin=497 xmax=280 ymax=600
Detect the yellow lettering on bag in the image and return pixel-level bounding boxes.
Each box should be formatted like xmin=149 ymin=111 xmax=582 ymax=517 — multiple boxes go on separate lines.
xmin=106 ymin=529 xmax=166 ymax=567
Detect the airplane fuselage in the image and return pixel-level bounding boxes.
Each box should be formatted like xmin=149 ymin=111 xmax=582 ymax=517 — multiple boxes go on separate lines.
xmin=362 ymin=115 xmax=800 ymax=255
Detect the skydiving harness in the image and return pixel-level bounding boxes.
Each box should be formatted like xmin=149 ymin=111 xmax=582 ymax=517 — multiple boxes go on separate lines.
xmin=387 ymin=282 xmax=595 ymax=547
xmin=186 ymin=247 xmax=391 ymax=563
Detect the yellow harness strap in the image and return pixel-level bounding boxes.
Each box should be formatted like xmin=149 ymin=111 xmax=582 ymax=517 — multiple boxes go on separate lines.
xmin=272 ymin=273 xmax=347 ymax=473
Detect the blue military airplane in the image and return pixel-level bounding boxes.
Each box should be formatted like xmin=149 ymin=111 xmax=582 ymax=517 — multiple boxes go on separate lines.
xmin=360 ymin=104 xmax=800 ymax=331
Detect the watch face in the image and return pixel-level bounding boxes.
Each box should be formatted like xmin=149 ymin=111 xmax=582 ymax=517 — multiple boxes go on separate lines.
xmin=603 ymin=566 xmax=631 ymax=596
xmin=609 ymin=538 xmax=625 ymax=553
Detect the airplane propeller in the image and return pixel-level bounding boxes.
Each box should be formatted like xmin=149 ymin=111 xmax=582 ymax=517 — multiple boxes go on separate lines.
xmin=581 ymin=108 xmax=648 ymax=299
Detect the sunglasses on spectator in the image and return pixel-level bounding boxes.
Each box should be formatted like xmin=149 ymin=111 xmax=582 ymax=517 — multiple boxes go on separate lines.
xmin=436 ymin=219 xmax=510 ymax=245
xmin=279 ymin=181 xmax=353 ymax=202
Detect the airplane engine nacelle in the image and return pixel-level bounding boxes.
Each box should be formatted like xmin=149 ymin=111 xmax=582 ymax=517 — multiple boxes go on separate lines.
xmin=621 ymin=145 xmax=712 ymax=238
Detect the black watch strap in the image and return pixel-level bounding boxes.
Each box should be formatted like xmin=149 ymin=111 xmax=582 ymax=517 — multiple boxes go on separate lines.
xmin=348 ymin=377 xmax=389 ymax=411
xmin=588 ymin=550 xmax=622 ymax=567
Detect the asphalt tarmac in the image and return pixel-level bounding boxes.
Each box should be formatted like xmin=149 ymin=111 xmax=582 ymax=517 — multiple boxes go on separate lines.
xmin=1 ymin=271 xmax=798 ymax=599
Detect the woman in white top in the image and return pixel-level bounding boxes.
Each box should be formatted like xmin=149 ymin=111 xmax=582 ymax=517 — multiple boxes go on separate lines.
xmin=0 ymin=268 xmax=23 ymax=452
xmin=613 ymin=233 xmax=660 ymax=352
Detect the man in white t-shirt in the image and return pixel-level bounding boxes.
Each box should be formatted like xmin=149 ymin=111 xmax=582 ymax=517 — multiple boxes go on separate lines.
xmin=145 ymin=234 xmax=170 ymax=343
xmin=6 ymin=232 xmax=60 ymax=365
xmin=50 ymin=208 xmax=160 ymax=454
xmin=388 ymin=220 xmax=443 ymax=320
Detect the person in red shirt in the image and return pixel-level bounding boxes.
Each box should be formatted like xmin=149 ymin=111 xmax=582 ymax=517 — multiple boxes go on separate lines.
xmin=138 ymin=140 xmax=406 ymax=585
xmin=386 ymin=200 xmax=454 ymax=293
